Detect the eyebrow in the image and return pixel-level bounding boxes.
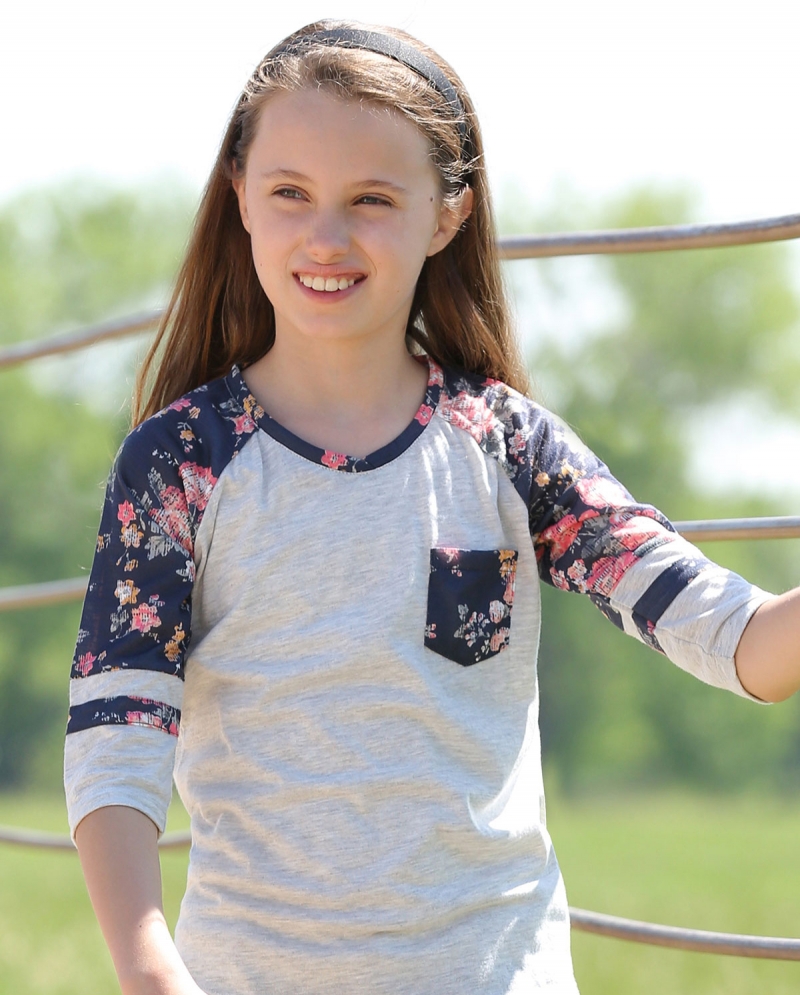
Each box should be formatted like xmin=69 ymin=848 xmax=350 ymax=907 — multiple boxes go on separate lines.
xmin=261 ymin=169 xmax=408 ymax=195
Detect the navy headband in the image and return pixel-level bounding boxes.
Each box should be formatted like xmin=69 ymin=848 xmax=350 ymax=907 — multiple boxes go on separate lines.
xmin=270 ymin=28 xmax=472 ymax=159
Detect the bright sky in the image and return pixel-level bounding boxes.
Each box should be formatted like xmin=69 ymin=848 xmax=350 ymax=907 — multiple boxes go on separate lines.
xmin=2 ymin=0 xmax=799 ymax=223
xmin=5 ymin=0 xmax=800 ymax=500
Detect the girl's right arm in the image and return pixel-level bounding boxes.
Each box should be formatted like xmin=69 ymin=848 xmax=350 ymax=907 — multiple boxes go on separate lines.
xmin=75 ymin=806 xmax=206 ymax=995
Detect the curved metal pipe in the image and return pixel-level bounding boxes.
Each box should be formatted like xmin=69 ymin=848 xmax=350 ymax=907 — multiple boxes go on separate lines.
xmin=569 ymin=905 xmax=800 ymax=960
xmin=499 ymin=212 xmax=800 ymax=260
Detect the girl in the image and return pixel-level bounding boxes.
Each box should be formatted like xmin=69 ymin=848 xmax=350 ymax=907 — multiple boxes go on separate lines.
xmin=64 ymin=20 xmax=800 ymax=995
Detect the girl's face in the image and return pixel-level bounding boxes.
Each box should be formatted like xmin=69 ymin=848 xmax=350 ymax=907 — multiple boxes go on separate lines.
xmin=232 ymin=87 xmax=471 ymax=351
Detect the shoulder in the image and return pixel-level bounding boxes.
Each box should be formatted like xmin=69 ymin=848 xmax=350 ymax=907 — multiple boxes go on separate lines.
xmin=435 ymin=364 xmax=600 ymax=498
xmin=115 ymin=367 xmax=262 ymax=490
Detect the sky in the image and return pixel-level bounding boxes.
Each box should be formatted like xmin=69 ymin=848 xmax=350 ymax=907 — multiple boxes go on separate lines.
xmin=2 ymin=0 xmax=799 ymax=221
xmin=4 ymin=0 xmax=800 ymax=499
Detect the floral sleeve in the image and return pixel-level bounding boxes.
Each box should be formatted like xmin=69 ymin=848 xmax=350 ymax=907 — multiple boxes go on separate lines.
xmin=64 ymin=375 xmax=262 ymax=836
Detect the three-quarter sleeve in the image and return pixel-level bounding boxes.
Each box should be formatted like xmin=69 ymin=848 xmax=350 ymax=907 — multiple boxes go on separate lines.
xmin=526 ymin=410 xmax=772 ymax=699
xmin=64 ymin=422 xmax=197 ymax=836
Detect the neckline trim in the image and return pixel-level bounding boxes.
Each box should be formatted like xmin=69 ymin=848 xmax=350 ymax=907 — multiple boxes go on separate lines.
xmin=225 ymin=358 xmax=444 ymax=473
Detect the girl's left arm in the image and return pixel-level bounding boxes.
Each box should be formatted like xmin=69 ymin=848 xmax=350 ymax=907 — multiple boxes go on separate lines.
xmin=735 ymin=588 xmax=800 ymax=702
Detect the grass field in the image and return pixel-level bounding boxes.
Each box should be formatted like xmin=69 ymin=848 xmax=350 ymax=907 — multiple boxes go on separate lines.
xmin=1 ymin=791 xmax=799 ymax=994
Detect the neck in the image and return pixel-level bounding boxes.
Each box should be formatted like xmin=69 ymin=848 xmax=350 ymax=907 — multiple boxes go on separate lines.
xmin=242 ymin=329 xmax=430 ymax=458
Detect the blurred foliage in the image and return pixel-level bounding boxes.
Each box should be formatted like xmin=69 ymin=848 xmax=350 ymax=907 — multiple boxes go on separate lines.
xmin=0 ymin=179 xmax=195 ymax=789
xmin=501 ymin=184 xmax=800 ymax=793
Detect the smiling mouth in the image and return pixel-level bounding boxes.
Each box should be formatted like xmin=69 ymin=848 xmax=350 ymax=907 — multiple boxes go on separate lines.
xmin=296 ymin=274 xmax=364 ymax=293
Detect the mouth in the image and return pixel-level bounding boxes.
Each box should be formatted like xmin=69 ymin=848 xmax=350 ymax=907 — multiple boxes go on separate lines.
xmin=295 ymin=273 xmax=365 ymax=293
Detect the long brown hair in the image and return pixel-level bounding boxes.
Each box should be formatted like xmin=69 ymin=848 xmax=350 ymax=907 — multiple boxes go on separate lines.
xmin=133 ymin=20 xmax=528 ymax=424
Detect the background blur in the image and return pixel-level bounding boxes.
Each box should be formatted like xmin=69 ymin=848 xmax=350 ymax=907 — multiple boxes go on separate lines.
xmin=2 ymin=1 xmax=800 ymax=993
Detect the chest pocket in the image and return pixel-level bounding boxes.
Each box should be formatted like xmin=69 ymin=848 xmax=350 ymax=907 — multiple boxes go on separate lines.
xmin=424 ymin=548 xmax=518 ymax=666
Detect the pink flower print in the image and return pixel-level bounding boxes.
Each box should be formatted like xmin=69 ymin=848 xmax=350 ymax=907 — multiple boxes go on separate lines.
xmin=321 ymin=450 xmax=348 ymax=470
xmin=439 ymin=392 xmax=496 ymax=444
xmin=585 ymin=551 xmax=638 ymax=597
xmin=550 ymin=569 xmax=571 ymax=592
xmin=75 ymin=651 xmax=96 ymax=677
xmin=489 ymin=627 xmax=510 ymax=653
xmin=508 ymin=429 xmax=528 ymax=457
xmin=574 ymin=474 xmax=630 ymax=511
xmin=168 ymin=397 xmax=192 ymax=413
xmin=415 ymin=404 xmax=434 ymax=426
xmin=609 ymin=512 xmax=672 ymax=551
xmin=425 ymin=623 xmax=437 ymax=640
xmin=115 ymin=579 xmax=140 ymax=606
xmin=539 ymin=514 xmax=583 ymax=562
xmin=179 ymin=462 xmax=217 ymax=511
xmin=233 ymin=412 xmax=256 ymax=435
xmin=131 ymin=602 xmax=161 ymax=634
xmin=118 ymin=501 xmax=136 ymax=527
xmin=151 ymin=486 xmax=192 ymax=552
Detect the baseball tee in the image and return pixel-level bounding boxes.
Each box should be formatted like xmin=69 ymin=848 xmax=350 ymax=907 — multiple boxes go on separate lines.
xmin=64 ymin=358 xmax=770 ymax=994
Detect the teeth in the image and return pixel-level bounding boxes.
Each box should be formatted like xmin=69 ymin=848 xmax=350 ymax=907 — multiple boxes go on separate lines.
xmin=298 ymin=275 xmax=358 ymax=292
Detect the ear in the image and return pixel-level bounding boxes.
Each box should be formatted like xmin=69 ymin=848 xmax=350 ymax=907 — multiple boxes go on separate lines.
xmin=231 ymin=169 xmax=251 ymax=234
xmin=426 ymin=186 xmax=474 ymax=257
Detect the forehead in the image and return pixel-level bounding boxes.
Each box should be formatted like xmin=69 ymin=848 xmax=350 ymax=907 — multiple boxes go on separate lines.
xmin=247 ymin=88 xmax=437 ymax=185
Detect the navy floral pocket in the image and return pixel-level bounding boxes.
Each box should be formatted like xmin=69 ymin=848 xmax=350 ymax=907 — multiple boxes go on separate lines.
xmin=424 ymin=548 xmax=518 ymax=666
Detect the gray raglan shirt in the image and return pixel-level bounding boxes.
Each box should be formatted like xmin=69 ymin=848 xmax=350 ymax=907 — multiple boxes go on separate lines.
xmin=64 ymin=359 xmax=770 ymax=994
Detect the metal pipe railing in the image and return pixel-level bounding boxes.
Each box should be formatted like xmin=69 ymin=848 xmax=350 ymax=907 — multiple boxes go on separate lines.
xmin=1 ymin=211 xmax=797 ymax=371
xmin=0 ymin=824 xmax=191 ymax=851
xmin=499 ymin=211 xmax=800 ymax=260
xmin=0 ymin=310 xmax=161 ymax=371
xmin=568 ymin=906 xmax=800 ymax=960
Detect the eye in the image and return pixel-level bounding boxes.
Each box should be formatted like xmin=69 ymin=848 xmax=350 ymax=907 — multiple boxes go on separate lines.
xmin=356 ymin=195 xmax=392 ymax=207
xmin=274 ymin=187 xmax=305 ymax=201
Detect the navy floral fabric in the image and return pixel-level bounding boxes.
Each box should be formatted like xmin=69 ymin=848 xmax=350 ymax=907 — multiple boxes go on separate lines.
xmin=425 ymin=548 xmax=518 ymax=666
xmin=68 ymin=375 xmax=264 ymax=737
xmin=67 ymin=696 xmax=181 ymax=736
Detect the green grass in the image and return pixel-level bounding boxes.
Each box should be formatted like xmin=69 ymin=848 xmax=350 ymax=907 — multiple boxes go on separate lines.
xmin=547 ymin=791 xmax=800 ymax=994
xmin=1 ymin=791 xmax=799 ymax=993
xmin=0 ymin=793 xmax=189 ymax=995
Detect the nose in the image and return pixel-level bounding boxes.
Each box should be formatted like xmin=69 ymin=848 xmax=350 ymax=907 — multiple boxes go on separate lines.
xmin=305 ymin=208 xmax=350 ymax=261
